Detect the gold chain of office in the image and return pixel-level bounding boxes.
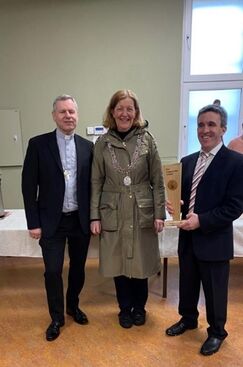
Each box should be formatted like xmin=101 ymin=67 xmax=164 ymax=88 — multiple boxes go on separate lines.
xmin=107 ymin=134 xmax=143 ymax=186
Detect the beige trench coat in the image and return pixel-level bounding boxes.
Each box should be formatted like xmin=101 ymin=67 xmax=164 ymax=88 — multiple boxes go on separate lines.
xmin=90 ymin=127 xmax=165 ymax=278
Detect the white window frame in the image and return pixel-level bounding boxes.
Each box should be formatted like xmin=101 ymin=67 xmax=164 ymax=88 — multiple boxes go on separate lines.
xmin=179 ymin=81 xmax=243 ymax=158
xmin=179 ymin=0 xmax=243 ymax=158
xmin=183 ymin=0 xmax=243 ymax=83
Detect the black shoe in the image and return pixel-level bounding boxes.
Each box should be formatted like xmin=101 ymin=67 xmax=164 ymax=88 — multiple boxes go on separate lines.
xmin=118 ymin=311 xmax=133 ymax=329
xmin=166 ymin=320 xmax=197 ymax=336
xmin=66 ymin=308 xmax=89 ymax=325
xmin=132 ymin=309 xmax=146 ymax=326
xmin=200 ymin=336 xmax=223 ymax=356
xmin=46 ymin=320 xmax=64 ymax=341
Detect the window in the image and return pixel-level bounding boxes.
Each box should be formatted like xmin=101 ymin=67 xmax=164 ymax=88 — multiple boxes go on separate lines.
xmin=179 ymin=0 xmax=243 ymax=157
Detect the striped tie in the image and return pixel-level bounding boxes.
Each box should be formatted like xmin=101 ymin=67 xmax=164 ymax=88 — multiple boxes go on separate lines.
xmin=188 ymin=152 xmax=209 ymax=213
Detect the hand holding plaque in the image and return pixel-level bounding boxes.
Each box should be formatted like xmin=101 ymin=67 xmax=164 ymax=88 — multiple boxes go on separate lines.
xmin=162 ymin=163 xmax=183 ymax=227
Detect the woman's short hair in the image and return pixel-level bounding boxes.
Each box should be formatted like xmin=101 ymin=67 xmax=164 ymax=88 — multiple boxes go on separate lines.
xmin=103 ymin=89 xmax=144 ymax=129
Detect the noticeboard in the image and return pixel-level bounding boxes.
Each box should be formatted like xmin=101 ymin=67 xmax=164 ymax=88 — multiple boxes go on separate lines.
xmin=0 ymin=110 xmax=23 ymax=166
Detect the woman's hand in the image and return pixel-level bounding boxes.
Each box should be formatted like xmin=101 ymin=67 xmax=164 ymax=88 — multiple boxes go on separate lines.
xmin=90 ymin=220 xmax=101 ymax=235
xmin=166 ymin=199 xmax=184 ymax=215
xmin=166 ymin=200 xmax=174 ymax=215
xmin=154 ymin=219 xmax=164 ymax=234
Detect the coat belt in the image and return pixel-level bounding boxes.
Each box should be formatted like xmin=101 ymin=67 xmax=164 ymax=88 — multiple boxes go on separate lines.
xmin=102 ymin=182 xmax=151 ymax=193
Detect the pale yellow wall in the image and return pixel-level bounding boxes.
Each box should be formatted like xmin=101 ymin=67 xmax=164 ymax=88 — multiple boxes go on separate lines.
xmin=0 ymin=0 xmax=183 ymax=208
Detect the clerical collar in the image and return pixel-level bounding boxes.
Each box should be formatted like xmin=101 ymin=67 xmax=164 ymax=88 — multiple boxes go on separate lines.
xmin=56 ymin=128 xmax=74 ymax=140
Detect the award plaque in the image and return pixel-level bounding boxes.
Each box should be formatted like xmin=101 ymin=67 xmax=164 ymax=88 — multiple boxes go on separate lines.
xmin=162 ymin=163 xmax=183 ymax=227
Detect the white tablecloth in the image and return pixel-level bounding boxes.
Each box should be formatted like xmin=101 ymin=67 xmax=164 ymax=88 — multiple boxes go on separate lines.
xmin=0 ymin=210 xmax=42 ymax=257
xmin=0 ymin=209 xmax=100 ymax=258
xmin=1 ymin=210 xmax=243 ymax=258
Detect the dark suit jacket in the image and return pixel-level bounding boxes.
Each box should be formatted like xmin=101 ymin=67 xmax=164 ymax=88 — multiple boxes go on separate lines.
xmin=22 ymin=130 xmax=93 ymax=238
xmin=179 ymin=145 xmax=243 ymax=261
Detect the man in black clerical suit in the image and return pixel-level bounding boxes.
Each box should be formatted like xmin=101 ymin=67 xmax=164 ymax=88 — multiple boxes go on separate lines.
xmin=166 ymin=104 xmax=243 ymax=356
xmin=22 ymin=95 xmax=93 ymax=341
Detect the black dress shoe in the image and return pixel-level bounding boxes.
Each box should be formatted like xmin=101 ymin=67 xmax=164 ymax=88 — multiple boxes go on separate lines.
xmin=46 ymin=321 xmax=64 ymax=341
xmin=200 ymin=336 xmax=223 ymax=356
xmin=118 ymin=311 xmax=133 ymax=329
xmin=166 ymin=320 xmax=197 ymax=336
xmin=66 ymin=308 xmax=89 ymax=325
xmin=132 ymin=309 xmax=146 ymax=326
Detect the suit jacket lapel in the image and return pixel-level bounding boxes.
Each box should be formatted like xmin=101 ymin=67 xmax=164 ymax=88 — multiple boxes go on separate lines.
xmin=200 ymin=145 xmax=226 ymax=184
xmin=47 ymin=130 xmax=63 ymax=172
xmin=188 ymin=152 xmax=199 ymax=183
xmin=75 ymin=135 xmax=83 ymax=180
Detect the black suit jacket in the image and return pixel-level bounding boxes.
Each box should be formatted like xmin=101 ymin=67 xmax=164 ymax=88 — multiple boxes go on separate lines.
xmin=179 ymin=145 xmax=243 ymax=261
xmin=22 ymin=130 xmax=93 ymax=238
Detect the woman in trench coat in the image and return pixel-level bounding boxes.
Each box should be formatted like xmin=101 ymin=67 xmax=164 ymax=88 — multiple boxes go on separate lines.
xmin=90 ymin=89 xmax=165 ymax=328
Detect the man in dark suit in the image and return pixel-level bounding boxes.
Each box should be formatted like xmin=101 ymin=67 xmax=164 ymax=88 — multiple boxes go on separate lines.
xmin=165 ymin=104 xmax=243 ymax=355
xmin=22 ymin=95 xmax=93 ymax=341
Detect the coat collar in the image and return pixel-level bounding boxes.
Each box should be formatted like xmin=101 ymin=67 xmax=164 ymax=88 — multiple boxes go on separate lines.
xmin=102 ymin=127 xmax=145 ymax=146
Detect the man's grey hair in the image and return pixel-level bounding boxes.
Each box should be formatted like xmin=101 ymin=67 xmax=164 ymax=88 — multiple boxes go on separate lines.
xmin=52 ymin=94 xmax=78 ymax=112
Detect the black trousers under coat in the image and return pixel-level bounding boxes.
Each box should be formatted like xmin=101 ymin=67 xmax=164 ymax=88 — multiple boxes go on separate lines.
xmin=114 ymin=275 xmax=148 ymax=313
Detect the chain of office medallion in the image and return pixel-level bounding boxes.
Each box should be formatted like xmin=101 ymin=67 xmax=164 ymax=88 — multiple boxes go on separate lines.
xmin=107 ymin=135 xmax=143 ymax=174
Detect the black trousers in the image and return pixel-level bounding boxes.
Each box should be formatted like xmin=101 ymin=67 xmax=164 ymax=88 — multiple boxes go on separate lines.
xmin=114 ymin=275 xmax=148 ymax=313
xmin=179 ymin=239 xmax=229 ymax=339
xmin=39 ymin=212 xmax=90 ymax=323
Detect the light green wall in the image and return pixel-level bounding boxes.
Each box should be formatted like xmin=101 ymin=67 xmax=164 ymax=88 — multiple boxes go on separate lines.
xmin=0 ymin=0 xmax=183 ymax=208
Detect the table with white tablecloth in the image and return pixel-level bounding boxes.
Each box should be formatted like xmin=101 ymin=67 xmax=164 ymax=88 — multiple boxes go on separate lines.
xmin=0 ymin=209 xmax=99 ymax=258
xmin=0 ymin=210 xmax=179 ymax=258
xmin=1 ymin=210 xmax=243 ymax=296
xmin=0 ymin=210 xmax=42 ymax=257
xmin=0 ymin=210 xmax=186 ymax=259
